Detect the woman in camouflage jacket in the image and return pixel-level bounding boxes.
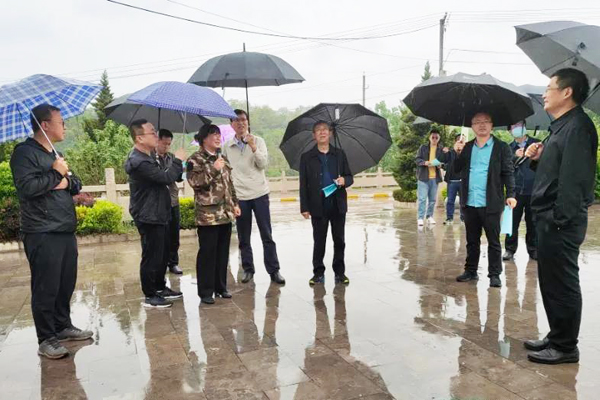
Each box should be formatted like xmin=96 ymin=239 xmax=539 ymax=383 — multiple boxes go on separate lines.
xmin=186 ymin=124 xmax=241 ymax=304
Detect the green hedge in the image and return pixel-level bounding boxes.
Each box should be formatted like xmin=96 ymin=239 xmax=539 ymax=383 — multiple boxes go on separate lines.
xmin=393 ymin=188 xmax=417 ymax=202
xmin=76 ymin=200 xmax=123 ymax=235
xmin=180 ymin=197 xmax=196 ymax=230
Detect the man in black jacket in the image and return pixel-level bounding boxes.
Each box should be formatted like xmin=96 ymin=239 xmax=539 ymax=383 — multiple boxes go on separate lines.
xmin=125 ymin=119 xmax=184 ymax=309
xmin=300 ymin=121 xmax=354 ymax=286
xmin=10 ymin=104 xmax=93 ymax=359
xmin=524 ymin=68 xmax=598 ymax=365
xmin=453 ymin=112 xmax=516 ymax=288
xmin=443 ymin=132 xmax=465 ymax=224
xmin=502 ymin=121 xmax=540 ymax=261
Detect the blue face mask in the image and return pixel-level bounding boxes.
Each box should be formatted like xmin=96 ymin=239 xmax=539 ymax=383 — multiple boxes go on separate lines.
xmin=511 ymin=126 xmax=526 ymax=138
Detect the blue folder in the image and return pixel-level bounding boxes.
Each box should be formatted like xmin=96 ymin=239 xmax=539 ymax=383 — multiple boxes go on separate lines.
xmin=501 ymin=205 xmax=513 ymax=236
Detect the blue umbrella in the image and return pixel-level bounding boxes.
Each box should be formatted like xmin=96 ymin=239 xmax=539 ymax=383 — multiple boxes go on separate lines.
xmin=128 ymin=81 xmax=236 ymax=121
xmin=0 ymin=74 xmax=102 ymax=144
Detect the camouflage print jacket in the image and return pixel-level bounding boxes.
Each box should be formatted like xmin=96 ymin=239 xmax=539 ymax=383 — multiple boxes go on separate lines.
xmin=186 ymin=148 xmax=239 ymax=226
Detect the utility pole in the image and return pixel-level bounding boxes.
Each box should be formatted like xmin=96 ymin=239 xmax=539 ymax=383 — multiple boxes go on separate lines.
xmin=362 ymin=72 xmax=366 ymax=106
xmin=439 ymin=13 xmax=448 ymax=76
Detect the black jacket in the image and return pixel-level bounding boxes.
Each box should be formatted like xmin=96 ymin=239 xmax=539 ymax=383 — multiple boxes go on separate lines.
xmin=530 ymin=106 xmax=598 ymax=227
xmin=415 ymin=144 xmax=451 ymax=183
xmin=299 ymin=145 xmax=354 ymax=218
xmin=510 ymin=136 xmax=540 ymax=196
xmin=443 ymin=150 xmax=461 ymax=182
xmin=453 ymin=136 xmax=516 ymax=214
xmin=10 ymin=138 xmax=82 ymax=234
xmin=125 ymin=148 xmax=182 ymax=225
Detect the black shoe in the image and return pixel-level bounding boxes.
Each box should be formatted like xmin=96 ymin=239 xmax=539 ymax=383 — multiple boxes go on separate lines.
xmin=144 ymin=295 xmax=173 ymax=308
xmin=529 ymin=251 xmax=538 ymax=261
xmin=215 ymin=292 xmax=232 ymax=299
xmin=168 ymin=265 xmax=183 ymax=275
xmin=270 ymin=272 xmax=286 ymax=285
xmin=456 ymin=271 xmax=478 ymax=282
xmin=524 ymin=337 xmax=550 ymax=351
xmin=158 ymin=287 xmax=183 ymax=300
xmin=490 ymin=276 xmax=502 ymax=288
xmin=38 ymin=337 xmax=69 ymax=359
xmin=57 ymin=326 xmax=94 ymax=342
xmin=443 ymin=218 xmax=453 ymax=225
xmin=309 ymin=275 xmax=325 ymax=285
xmin=241 ymin=271 xmax=254 ymax=283
xmin=200 ymin=297 xmax=215 ymax=304
xmin=335 ymin=275 xmax=350 ymax=285
xmin=502 ymin=251 xmax=514 ymax=261
xmin=528 ymin=347 xmax=579 ymax=365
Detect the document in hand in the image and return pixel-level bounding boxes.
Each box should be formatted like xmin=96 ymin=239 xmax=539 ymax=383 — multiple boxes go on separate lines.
xmin=431 ymin=158 xmax=442 ymax=167
xmin=501 ymin=205 xmax=513 ymax=236
xmin=322 ymin=183 xmax=338 ymax=198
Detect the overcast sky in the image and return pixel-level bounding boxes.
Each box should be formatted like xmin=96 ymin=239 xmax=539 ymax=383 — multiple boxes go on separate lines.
xmin=2 ymin=0 xmax=600 ymax=110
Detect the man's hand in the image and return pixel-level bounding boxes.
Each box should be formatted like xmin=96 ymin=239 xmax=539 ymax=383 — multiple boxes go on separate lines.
xmin=52 ymin=157 xmax=69 ymax=176
xmin=214 ymin=157 xmax=225 ymax=171
xmin=245 ymin=134 xmax=257 ymax=152
xmin=454 ymin=141 xmax=465 ymax=154
xmin=335 ymin=176 xmax=345 ymax=187
xmin=52 ymin=177 xmax=69 ymax=190
xmin=515 ymin=148 xmax=524 ymax=158
xmin=506 ymin=197 xmax=517 ymax=209
xmin=174 ymin=148 xmax=187 ymax=161
xmin=302 ymin=212 xmax=310 ymax=219
xmin=423 ymin=161 xmax=430 ymax=166
xmin=442 ymin=147 xmax=449 ymax=153
xmin=525 ymin=142 xmax=544 ymax=161
xmin=234 ymin=206 xmax=241 ymax=217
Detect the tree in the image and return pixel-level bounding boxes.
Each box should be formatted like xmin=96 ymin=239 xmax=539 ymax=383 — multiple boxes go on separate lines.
xmin=83 ymin=71 xmax=114 ymax=142
xmin=421 ymin=61 xmax=433 ymax=82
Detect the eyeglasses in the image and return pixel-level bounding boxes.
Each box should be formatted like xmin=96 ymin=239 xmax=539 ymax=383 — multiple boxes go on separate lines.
xmin=472 ymin=120 xmax=492 ymax=125
xmin=545 ymin=86 xmax=562 ymax=92
xmin=233 ymin=118 xmax=248 ymax=123
xmin=138 ymin=131 xmax=158 ymax=137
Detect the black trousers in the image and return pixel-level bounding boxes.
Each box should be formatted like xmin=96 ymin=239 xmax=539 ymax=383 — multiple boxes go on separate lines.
xmin=463 ymin=206 xmax=502 ymax=277
xmin=236 ymin=194 xmax=280 ymax=274
xmin=197 ymin=223 xmax=232 ymax=298
xmin=167 ymin=205 xmax=181 ymax=267
xmin=536 ymin=209 xmax=587 ymax=352
xmin=311 ymin=211 xmax=346 ymax=276
xmin=505 ymin=194 xmax=537 ymax=255
xmin=136 ymin=222 xmax=169 ymax=297
xmin=23 ymin=232 xmax=78 ymax=344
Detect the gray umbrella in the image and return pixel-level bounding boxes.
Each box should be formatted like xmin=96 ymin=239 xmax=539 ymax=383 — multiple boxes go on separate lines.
xmin=515 ymin=21 xmax=600 ymax=113
xmin=188 ymin=45 xmax=304 ymax=116
xmin=494 ymin=85 xmax=553 ymax=131
xmin=105 ymin=93 xmax=211 ymax=133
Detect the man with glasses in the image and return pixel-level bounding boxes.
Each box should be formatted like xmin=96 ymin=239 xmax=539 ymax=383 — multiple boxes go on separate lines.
xmin=524 ymin=68 xmax=598 ymax=365
xmin=222 ymin=109 xmax=286 ymax=285
xmin=125 ymin=119 xmax=185 ymax=308
xmin=453 ymin=112 xmax=516 ymax=288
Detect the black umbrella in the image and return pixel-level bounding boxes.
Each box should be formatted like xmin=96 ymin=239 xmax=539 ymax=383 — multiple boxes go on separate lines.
xmin=403 ymin=72 xmax=534 ymax=127
xmin=412 ymin=116 xmax=432 ymax=126
xmin=105 ymin=93 xmax=211 ymax=133
xmin=188 ymin=44 xmax=304 ymax=116
xmin=515 ymin=21 xmax=600 ymax=113
xmin=494 ymin=85 xmax=553 ymax=131
xmin=280 ymin=103 xmax=391 ymax=175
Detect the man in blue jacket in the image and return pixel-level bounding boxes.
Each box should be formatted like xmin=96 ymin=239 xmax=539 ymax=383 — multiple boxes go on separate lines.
xmin=502 ymin=121 xmax=540 ymax=261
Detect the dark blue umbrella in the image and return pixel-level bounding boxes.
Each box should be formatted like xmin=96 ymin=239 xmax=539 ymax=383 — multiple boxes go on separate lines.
xmin=128 ymin=81 xmax=236 ymax=120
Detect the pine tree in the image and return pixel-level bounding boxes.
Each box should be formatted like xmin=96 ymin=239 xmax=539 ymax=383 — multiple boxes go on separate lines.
xmin=84 ymin=71 xmax=114 ymax=142
xmin=421 ymin=61 xmax=433 ymax=82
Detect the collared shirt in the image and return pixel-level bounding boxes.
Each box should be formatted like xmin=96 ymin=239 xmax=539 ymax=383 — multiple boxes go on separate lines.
xmin=234 ymin=136 xmax=246 ymax=152
xmin=467 ymin=136 xmax=495 ymax=207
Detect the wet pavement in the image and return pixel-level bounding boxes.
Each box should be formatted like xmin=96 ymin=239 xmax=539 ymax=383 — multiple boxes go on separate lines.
xmin=1 ymin=198 xmax=600 ymax=400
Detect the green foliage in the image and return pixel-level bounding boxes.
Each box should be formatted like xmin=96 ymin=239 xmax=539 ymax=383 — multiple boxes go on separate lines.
xmin=421 ymin=61 xmax=433 ymax=82
xmin=0 ymin=196 xmax=20 ymax=241
xmin=179 ymin=197 xmax=196 ymax=229
xmin=0 ymin=161 xmax=17 ymax=199
xmin=441 ymin=187 xmax=448 ymax=200
xmin=66 ymin=120 xmax=132 ymax=184
xmin=83 ymin=71 xmax=114 ymax=142
xmin=76 ymin=200 xmax=122 ymax=235
xmin=0 ymin=142 xmax=18 ymax=163
xmin=393 ymin=188 xmax=417 ymax=202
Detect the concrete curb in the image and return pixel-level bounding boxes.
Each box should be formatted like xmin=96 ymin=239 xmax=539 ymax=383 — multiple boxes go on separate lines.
xmin=276 ymin=193 xmax=391 ymax=202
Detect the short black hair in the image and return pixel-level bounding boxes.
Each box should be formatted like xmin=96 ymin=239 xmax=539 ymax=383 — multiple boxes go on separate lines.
xmin=312 ymin=120 xmax=332 ymax=133
xmin=129 ymin=119 xmax=149 ymax=141
xmin=30 ymin=104 xmax=61 ymax=133
xmin=195 ymin=124 xmax=220 ymax=146
xmin=230 ymin=109 xmax=249 ymax=122
xmin=158 ymin=129 xmax=173 ymax=140
xmin=551 ymin=68 xmax=590 ymax=105
xmin=429 ymin=129 xmax=441 ymax=136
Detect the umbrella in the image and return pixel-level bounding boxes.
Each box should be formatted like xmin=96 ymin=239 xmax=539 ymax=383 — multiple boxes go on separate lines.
xmin=0 ymin=74 xmax=101 ymax=146
xmin=412 ymin=116 xmax=432 ymax=126
xmin=403 ymin=72 xmax=534 ymax=127
xmin=188 ymin=44 xmax=304 ymax=116
xmin=128 ymin=81 xmax=237 ymax=120
xmin=190 ymin=124 xmax=235 ymax=146
xmin=494 ymin=85 xmax=553 ymax=131
xmin=515 ymin=21 xmax=600 ymax=113
xmin=280 ymin=103 xmax=391 ymax=175
xmin=105 ymin=93 xmax=211 ymax=133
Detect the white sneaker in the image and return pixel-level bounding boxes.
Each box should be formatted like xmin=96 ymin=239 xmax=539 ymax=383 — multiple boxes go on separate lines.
xmin=427 ymin=217 xmax=436 ymax=224
xmin=417 ymin=219 xmax=424 ymax=226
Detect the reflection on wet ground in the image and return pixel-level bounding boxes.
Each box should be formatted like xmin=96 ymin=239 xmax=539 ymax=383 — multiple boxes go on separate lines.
xmin=1 ymin=199 xmax=600 ymax=399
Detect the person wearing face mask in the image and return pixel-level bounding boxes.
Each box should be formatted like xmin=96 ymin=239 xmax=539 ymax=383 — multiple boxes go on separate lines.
xmin=502 ymin=121 xmax=540 ymax=261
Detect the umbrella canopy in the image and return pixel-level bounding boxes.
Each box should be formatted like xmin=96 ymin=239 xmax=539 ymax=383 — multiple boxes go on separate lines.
xmin=280 ymin=103 xmax=391 ymax=175
xmin=128 ymin=81 xmax=236 ymax=120
xmin=412 ymin=116 xmax=432 ymax=126
xmin=105 ymin=93 xmax=211 ymax=133
xmin=0 ymin=74 xmax=101 ymax=143
xmin=403 ymin=72 xmax=534 ymax=127
xmin=515 ymin=21 xmax=600 ymax=113
xmin=495 ymin=85 xmax=553 ymax=131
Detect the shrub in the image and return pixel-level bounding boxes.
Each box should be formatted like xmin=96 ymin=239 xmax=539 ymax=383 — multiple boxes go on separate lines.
xmin=77 ymin=200 xmax=123 ymax=235
xmin=0 ymin=197 xmax=20 ymax=241
xmin=596 ymin=150 xmax=600 ymax=200
xmin=393 ymin=188 xmax=417 ymax=202
xmin=441 ymin=187 xmax=448 ymax=200
xmin=73 ymin=192 xmax=96 ymax=207
xmin=180 ymin=197 xmax=196 ymax=230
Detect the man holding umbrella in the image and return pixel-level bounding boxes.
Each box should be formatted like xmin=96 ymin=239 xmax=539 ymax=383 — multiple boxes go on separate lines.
xmin=453 ymin=112 xmax=517 ymax=288
xmin=524 ymin=68 xmax=598 ymax=364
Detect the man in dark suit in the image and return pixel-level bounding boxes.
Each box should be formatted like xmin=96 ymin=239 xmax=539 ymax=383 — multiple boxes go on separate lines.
xmin=453 ymin=112 xmax=517 ymax=288
xmin=299 ymin=121 xmax=354 ymax=286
